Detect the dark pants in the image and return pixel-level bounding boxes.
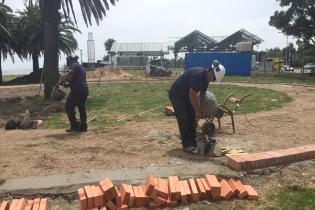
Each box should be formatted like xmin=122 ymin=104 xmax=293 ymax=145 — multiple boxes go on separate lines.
xmin=169 ymin=93 xmax=197 ymax=148
xmin=65 ymin=87 xmax=89 ymax=129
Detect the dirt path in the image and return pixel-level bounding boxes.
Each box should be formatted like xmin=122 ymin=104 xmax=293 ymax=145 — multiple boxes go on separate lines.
xmin=0 ymin=83 xmax=315 ymax=181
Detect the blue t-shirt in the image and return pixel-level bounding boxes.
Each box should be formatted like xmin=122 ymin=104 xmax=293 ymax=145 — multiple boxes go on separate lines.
xmin=69 ymin=62 xmax=87 ymax=90
xmin=170 ymin=67 xmax=209 ymax=101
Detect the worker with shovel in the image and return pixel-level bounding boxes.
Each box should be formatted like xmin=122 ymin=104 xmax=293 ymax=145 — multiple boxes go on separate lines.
xmin=169 ymin=60 xmax=225 ymax=153
xmin=56 ymin=55 xmax=89 ymax=132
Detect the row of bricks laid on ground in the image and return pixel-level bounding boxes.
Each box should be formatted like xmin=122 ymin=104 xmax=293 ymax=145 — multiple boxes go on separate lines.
xmin=78 ymin=175 xmax=259 ymax=210
xmin=0 ymin=198 xmax=47 ymax=210
xmin=226 ymin=144 xmax=315 ymax=171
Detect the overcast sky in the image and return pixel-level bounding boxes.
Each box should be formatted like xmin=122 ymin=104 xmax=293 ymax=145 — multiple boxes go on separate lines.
xmin=3 ymin=0 xmax=293 ymax=74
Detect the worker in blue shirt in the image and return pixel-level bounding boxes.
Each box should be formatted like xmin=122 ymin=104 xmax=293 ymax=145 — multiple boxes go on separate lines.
xmin=169 ymin=60 xmax=225 ymax=153
xmin=56 ymin=55 xmax=89 ymax=132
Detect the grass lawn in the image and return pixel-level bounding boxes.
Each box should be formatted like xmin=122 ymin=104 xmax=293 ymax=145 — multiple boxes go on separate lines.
xmin=2 ymin=74 xmax=24 ymax=82
xmin=44 ymin=81 xmax=291 ymax=129
xmin=262 ymin=186 xmax=315 ymax=210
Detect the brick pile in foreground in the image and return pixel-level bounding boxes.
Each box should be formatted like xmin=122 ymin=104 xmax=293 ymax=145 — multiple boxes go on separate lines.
xmin=226 ymin=144 xmax=315 ymax=171
xmin=0 ymin=198 xmax=47 ymax=210
xmin=78 ymin=175 xmax=259 ymax=210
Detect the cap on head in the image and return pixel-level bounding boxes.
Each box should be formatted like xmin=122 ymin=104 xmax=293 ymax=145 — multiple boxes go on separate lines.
xmin=66 ymin=55 xmax=79 ymax=66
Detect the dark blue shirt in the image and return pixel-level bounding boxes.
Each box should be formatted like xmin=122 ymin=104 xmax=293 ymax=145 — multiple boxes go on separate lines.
xmin=69 ymin=62 xmax=87 ymax=90
xmin=170 ymin=67 xmax=209 ymax=101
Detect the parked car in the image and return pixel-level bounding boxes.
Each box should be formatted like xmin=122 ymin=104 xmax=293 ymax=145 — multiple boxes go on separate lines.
xmin=281 ymin=65 xmax=294 ymax=72
xmin=304 ymin=63 xmax=315 ymax=74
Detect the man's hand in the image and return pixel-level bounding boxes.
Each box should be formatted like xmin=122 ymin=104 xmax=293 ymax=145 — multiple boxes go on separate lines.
xmin=196 ymin=110 xmax=205 ymax=121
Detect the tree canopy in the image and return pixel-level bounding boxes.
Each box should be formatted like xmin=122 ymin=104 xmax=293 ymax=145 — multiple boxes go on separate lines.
xmin=269 ymin=0 xmax=315 ymax=45
xmin=104 ymin=38 xmax=116 ymax=54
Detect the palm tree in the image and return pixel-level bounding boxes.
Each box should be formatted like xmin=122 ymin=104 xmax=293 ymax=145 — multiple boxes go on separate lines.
xmin=15 ymin=3 xmax=80 ymax=81
xmin=0 ymin=2 xmax=15 ymax=84
xmin=26 ymin=0 xmax=117 ymax=97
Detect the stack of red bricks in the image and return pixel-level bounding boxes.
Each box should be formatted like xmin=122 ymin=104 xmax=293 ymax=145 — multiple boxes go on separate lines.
xmin=227 ymin=144 xmax=315 ymax=171
xmin=78 ymin=175 xmax=259 ymax=210
xmin=0 ymin=198 xmax=47 ymax=210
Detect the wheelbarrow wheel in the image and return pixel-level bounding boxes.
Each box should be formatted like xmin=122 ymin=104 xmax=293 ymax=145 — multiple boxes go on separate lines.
xmin=202 ymin=122 xmax=215 ymax=137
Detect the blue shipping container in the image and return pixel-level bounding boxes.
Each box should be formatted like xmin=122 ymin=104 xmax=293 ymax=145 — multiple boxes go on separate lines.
xmin=184 ymin=52 xmax=252 ymax=76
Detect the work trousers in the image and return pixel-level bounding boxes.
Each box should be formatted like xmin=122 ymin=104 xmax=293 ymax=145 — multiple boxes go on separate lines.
xmin=169 ymin=93 xmax=197 ymax=148
xmin=65 ymin=87 xmax=89 ymax=130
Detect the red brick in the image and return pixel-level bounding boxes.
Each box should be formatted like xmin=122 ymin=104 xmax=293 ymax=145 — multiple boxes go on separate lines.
xmin=165 ymin=197 xmax=177 ymax=207
xmin=195 ymin=178 xmax=207 ymax=200
xmin=182 ymin=180 xmax=192 ymax=203
xmin=140 ymin=185 xmax=150 ymax=207
xmin=201 ymin=178 xmax=211 ymax=199
xmin=179 ymin=181 xmax=188 ymax=204
xmin=132 ymin=186 xmax=141 ymax=208
xmin=226 ymin=155 xmax=243 ymax=170
xmin=144 ymin=175 xmax=158 ymax=196
xmin=78 ymin=187 xmax=88 ymax=210
xmin=9 ymin=199 xmax=19 ymax=210
xmin=168 ymin=176 xmax=180 ymax=201
xmin=235 ymin=180 xmax=248 ymax=199
xmin=157 ymin=178 xmax=169 ymax=200
xmin=84 ymin=185 xmax=95 ymax=209
xmin=99 ymin=178 xmax=116 ymax=201
xmin=154 ymin=196 xmax=166 ymax=206
xmin=15 ymin=199 xmax=26 ymax=210
xmin=205 ymin=175 xmax=221 ymax=198
xmin=188 ymin=179 xmax=199 ymax=202
xmin=149 ymin=201 xmax=160 ymax=209
xmin=24 ymin=200 xmax=33 ymax=210
xmin=244 ymin=185 xmax=259 ymax=200
xmin=127 ymin=186 xmax=135 ymax=207
xmin=39 ymin=198 xmax=48 ymax=210
xmin=106 ymin=200 xmax=117 ymax=210
xmin=119 ymin=183 xmax=132 ymax=205
xmin=31 ymin=198 xmax=41 ymax=210
xmin=227 ymin=179 xmax=237 ymax=195
xmin=113 ymin=187 xmax=122 ymax=207
xmin=92 ymin=185 xmax=106 ymax=208
xmin=220 ymin=180 xmax=234 ymax=200
xmin=172 ymin=177 xmax=181 ymax=200
xmin=116 ymin=204 xmax=128 ymax=210
xmin=0 ymin=201 xmax=9 ymax=210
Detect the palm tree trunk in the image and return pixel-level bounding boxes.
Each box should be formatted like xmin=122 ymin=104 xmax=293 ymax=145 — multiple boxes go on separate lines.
xmin=0 ymin=51 xmax=3 ymax=84
xmin=42 ymin=0 xmax=61 ymax=98
xmin=32 ymin=51 xmax=40 ymax=80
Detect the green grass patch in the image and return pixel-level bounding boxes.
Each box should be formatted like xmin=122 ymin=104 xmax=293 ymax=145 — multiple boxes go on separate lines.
xmin=225 ymin=71 xmax=315 ymax=85
xmin=2 ymin=74 xmax=25 ymax=82
xmin=44 ymin=81 xmax=291 ymax=129
xmin=262 ymin=186 xmax=315 ymax=210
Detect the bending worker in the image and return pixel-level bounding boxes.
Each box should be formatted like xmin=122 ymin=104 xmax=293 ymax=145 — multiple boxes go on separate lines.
xmin=56 ymin=55 xmax=89 ymax=132
xmin=169 ymin=60 xmax=225 ymax=153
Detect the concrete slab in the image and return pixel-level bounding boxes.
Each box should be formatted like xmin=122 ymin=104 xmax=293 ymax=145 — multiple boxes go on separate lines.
xmin=0 ymin=163 xmax=237 ymax=197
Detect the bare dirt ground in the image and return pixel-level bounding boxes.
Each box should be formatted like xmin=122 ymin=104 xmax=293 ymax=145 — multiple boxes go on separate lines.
xmin=0 ymin=82 xmax=315 ymax=209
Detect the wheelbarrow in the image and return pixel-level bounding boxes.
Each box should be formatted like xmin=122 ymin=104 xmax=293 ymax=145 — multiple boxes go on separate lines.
xmin=201 ymin=92 xmax=252 ymax=137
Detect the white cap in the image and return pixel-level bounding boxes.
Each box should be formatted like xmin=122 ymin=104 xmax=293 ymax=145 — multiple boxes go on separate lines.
xmin=212 ymin=64 xmax=225 ymax=82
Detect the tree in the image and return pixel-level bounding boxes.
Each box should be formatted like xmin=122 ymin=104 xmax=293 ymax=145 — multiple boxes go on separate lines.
xmin=0 ymin=2 xmax=15 ymax=84
xmin=269 ymin=0 xmax=315 ymax=46
xmin=15 ymin=3 xmax=80 ymax=81
xmin=27 ymin=0 xmax=117 ymax=97
xmin=104 ymin=38 xmax=116 ymax=54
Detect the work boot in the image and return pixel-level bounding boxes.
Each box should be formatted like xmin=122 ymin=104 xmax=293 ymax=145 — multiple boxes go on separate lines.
xmin=77 ymin=123 xmax=87 ymax=132
xmin=183 ymin=146 xmax=196 ymax=153
xmin=65 ymin=127 xmax=78 ymax=132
